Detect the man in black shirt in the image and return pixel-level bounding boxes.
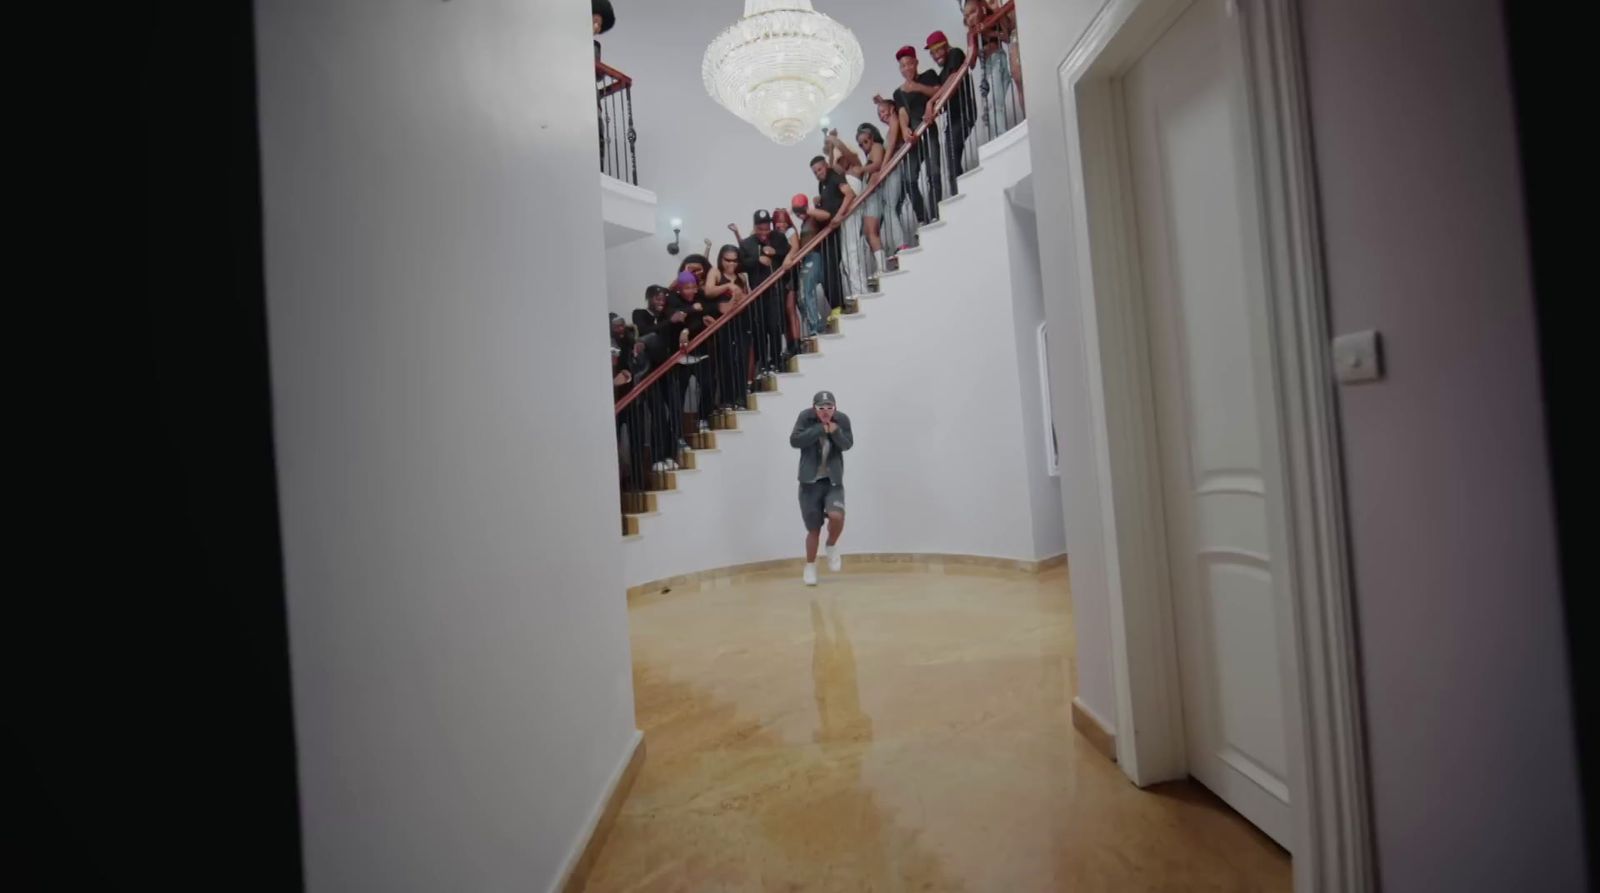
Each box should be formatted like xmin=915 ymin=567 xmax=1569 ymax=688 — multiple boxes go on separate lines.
xmin=927 ymin=30 xmax=974 ymax=193
xmin=890 ymin=46 xmax=944 ymax=223
xmin=633 ymin=284 xmax=684 ymax=362
xmin=739 ymin=209 xmax=791 ymax=377
xmin=739 ymin=209 xmax=789 ymax=288
xmin=807 ymin=155 xmax=857 ymax=315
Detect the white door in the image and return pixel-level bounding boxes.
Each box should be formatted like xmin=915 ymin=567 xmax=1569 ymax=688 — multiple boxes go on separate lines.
xmin=1122 ymin=0 xmax=1292 ymax=846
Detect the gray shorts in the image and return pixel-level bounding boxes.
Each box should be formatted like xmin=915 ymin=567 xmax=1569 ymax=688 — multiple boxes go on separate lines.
xmin=799 ymin=479 xmax=846 ymax=531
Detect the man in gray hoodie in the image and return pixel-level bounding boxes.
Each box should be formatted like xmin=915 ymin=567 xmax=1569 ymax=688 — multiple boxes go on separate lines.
xmin=790 ymin=391 xmax=854 ymax=585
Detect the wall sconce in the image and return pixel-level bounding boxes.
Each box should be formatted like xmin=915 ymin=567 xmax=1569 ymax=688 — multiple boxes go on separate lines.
xmin=666 ymin=217 xmax=682 ymax=256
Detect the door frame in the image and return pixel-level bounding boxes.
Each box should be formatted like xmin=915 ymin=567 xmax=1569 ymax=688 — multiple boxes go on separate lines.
xmin=1054 ymin=1 xmax=1374 ymax=890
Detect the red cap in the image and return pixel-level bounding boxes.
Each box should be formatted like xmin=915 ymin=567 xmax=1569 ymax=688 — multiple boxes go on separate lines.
xmin=791 ymin=193 xmax=809 ymax=209
xmin=925 ymin=30 xmax=950 ymax=50
xmin=895 ymin=45 xmax=917 ymax=61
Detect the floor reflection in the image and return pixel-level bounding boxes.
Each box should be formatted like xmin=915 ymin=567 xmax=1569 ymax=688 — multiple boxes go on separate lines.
xmin=583 ymin=566 xmax=1290 ymax=892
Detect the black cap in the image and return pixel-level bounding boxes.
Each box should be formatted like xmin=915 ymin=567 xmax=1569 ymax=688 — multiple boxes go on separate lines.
xmin=813 ymin=390 xmax=836 ymax=407
xmin=753 ymin=209 xmax=773 ymax=225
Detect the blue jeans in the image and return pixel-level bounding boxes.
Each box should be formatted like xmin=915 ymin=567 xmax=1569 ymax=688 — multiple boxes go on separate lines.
xmin=798 ymin=254 xmax=826 ymax=336
xmin=984 ymin=48 xmax=1013 ymax=136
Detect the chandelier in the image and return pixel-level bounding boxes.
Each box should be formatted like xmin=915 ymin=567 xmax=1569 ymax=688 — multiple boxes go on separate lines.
xmin=702 ymin=0 xmax=865 ymax=146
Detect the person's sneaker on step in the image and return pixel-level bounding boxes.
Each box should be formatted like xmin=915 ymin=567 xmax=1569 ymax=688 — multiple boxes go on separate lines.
xmin=803 ymin=562 xmax=818 ymax=586
xmin=826 ymin=544 xmax=842 ymax=573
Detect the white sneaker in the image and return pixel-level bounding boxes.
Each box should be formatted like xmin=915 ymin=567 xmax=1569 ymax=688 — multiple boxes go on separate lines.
xmin=803 ymin=563 xmax=818 ymax=586
xmin=826 ymin=545 xmax=842 ymax=573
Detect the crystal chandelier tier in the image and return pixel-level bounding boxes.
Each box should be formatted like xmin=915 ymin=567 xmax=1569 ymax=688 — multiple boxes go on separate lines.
xmin=702 ymin=0 xmax=865 ymax=146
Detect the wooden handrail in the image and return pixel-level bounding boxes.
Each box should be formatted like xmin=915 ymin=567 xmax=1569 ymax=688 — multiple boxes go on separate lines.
xmin=596 ymin=60 xmax=633 ymax=98
xmin=614 ymin=7 xmax=1009 ymax=415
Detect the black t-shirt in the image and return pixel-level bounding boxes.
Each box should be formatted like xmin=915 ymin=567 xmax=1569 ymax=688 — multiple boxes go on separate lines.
xmin=939 ymin=48 xmax=974 ymax=122
xmin=893 ymin=70 xmax=943 ymax=129
xmin=816 ymin=170 xmax=849 ymax=216
xmin=739 ymin=233 xmax=790 ymax=285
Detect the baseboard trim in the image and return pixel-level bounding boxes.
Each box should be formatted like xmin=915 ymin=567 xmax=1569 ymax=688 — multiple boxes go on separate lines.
xmin=1071 ymin=696 xmax=1117 ymax=764
xmin=628 ymin=551 xmax=1068 ymax=600
xmin=554 ymin=729 xmax=646 ymax=893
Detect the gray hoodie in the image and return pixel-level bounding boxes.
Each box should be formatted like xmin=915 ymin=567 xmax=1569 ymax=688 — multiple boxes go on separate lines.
xmin=790 ymin=408 xmax=854 ymax=485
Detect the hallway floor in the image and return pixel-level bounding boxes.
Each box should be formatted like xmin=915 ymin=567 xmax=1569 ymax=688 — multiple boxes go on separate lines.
xmin=585 ymin=564 xmax=1290 ymax=891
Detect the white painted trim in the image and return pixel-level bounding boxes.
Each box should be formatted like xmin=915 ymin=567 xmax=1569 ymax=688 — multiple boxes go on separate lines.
xmin=599 ymin=173 xmax=658 ymax=248
xmin=1036 ymin=322 xmax=1061 ymax=477
xmin=1055 ymin=0 xmax=1373 ymax=889
xmin=1236 ymin=1 xmax=1375 ymax=888
xmin=548 ymin=728 xmax=643 ymax=893
xmin=980 ymin=119 xmax=1032 ymax=162
xmin=1057 ymin=0 xmax=1194 ymax=789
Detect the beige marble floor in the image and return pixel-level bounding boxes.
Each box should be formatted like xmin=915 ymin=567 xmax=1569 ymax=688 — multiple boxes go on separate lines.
xmin=586 ymin=564 xmax=1290 ymax=892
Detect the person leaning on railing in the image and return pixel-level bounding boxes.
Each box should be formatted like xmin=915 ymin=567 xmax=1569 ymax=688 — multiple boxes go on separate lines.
xmin=887 ymin=45 xmax=944 ymax=224
xmin=792 ymin=195 xmax=828 ymax=339
xmin=965 ymin=0 xmax=1020 ymax=134
xmin=592 ymin=0 xmax=616 ymax=62
xmin=806 ymin=155 xmax=856 ymax=319
xmin=925 ymin=29 xmax=974 ymax=190
xmin=770 ymin=208 xmax=806 ymax=361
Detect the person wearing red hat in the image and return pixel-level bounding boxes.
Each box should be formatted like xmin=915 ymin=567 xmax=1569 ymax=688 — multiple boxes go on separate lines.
xmin=769 ymin=207 xmax=804 ymax=357
xmin=926 ymin=29 xmax=975 ymax=191
xmin=890 ymin=46 xmax=944 ymax=224
xmin=791 ymin=194 xmax=827 ymax=338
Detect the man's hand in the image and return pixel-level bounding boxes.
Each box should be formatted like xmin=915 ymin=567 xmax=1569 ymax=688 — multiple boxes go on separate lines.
xmin=670 ymin=311 xmax=687 ymax=323
xmin=633 ymin=342 xmax=645 ymax=356
xmin=679 ymin=329 xmax=690 ymax=347
xmin=759 ymin=255 xmax=772 ymax=267
xmin=763 ymin=246 xmax=775 ymax=257
xmin=613 ymin=371 xmax=632 ymax=387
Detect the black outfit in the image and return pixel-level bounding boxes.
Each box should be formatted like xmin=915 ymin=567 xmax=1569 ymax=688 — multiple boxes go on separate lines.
xmin=665 ymin=288 xmax=713 ymax=339
xmin=739 ymin=234 xmax=791 ymax=374
xmin=939 ymin=48 xmax=974 ymax=192
xmin=814 ymin=169 xmax=851 ymax=311
xmin=630 ymin=307 xmax=692 ymax=460
xmin=633 ymin=307 xmax=678 ymax=365
xmin=895 ymin=70 xmax=945 ymax=222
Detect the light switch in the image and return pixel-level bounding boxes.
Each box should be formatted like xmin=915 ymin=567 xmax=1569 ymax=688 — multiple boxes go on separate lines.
xmin=1332 ymin=330 xmax=1383 ymax=384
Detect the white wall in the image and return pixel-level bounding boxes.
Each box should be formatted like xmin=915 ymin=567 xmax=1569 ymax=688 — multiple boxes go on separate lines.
xmin=1009 ymin=0 xmax=1122 ymax=728
xmin=625 ymin=132 xmax=1057 ymax=586
xmin=253 ymin=2 xmax=639 ymax=891
xmin=1003 ymin=180 xmax=1068 ymax=561
xmin=600 ymin=0 xmax=971 ymax=317
xmin=1299 ymin=0 xmax=1584 ymax=888
xmin=1017 ymin=0 xmax=1585 ymax=886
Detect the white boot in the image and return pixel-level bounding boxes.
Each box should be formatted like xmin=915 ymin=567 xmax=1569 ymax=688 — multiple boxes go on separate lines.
xmin=803 ymin=562 xmax=818 ymax=586
xmin=826 ymin=544 xmax=842 ymax=573
xmin=872 ymin=249 xmax=886 ymax=279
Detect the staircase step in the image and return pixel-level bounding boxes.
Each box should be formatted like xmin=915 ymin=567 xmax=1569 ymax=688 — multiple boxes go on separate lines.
xmin=920 ymin=220 xmax=947 ymax=231
xmin=942 ymin=192 xmax=969 ymax=205
xmin=957 ymin=164 xmax=984 ymax=178
xmin=621 ymin=515 xmax=641 ymax=537
xmin=621 ymin=492 xmax=659 ymax=515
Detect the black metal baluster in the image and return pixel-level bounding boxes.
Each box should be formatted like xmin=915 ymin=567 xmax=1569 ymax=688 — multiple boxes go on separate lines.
xmin=624 ymin=84 xmax=638 ymax=186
